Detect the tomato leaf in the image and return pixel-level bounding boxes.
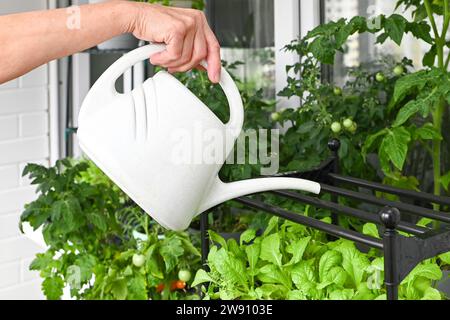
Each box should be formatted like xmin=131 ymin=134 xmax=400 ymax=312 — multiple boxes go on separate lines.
xmin=384 ymin=14 xmax=407 ymax=45
xmin=381 ymin=127 xmax=411 ymax=171
xmin=42 ymin=276 xmax=64 ymax=300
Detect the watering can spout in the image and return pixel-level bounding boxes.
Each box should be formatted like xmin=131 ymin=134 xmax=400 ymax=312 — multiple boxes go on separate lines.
xmin=198 ymin=177 xmax=321 ymax=214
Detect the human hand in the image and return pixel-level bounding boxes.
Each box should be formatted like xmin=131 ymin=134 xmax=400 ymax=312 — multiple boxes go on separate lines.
xmin=127 ymin=2 xmax=221 ymax=83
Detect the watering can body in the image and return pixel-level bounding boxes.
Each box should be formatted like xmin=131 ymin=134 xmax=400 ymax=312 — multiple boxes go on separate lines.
xmin=78 ymin=44 xmax=320 ymax=231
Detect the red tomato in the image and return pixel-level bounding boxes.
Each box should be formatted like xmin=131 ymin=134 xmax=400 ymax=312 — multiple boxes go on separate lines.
xmin=155 ymin=283 xmax=165 ymax=293
xmin=175 ymin=280 xmax=186 ymax=290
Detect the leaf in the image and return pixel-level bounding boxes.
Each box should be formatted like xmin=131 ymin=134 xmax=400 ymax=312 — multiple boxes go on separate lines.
xmin=209 ymin=230 xmax=227 ymax=249
xmin=42 ymin=276 xmax=64 ymax=300
xmin=260 ymin=233 xmax=283 ymax=266
xmin=258 ymin=264 xmax=291 ymax=288
xmin=74 ymin=254 xmax=96 ymax=283
xmin=392 ymin=69 xmax=438 ymax=104
xmin=245 ymin=242 xmax=260 ymax=275
xmin=335 ymin=241 xmax=369 ymax=287
xmin=329 ymin=288 xmax=355 ymax=300
xmin=286 ymin=236 xmax=311 ymax=265
xmin=381 ymin=127 xmax=411 ymax=171
xmin=192 ymin=269 xmax=215 ymax=287
xmin=318 ymin=250 xmax=342 ymax=283
xmin=422 ymin=45 xmax=436 ymax=67
xmin=324 ymin=266 xmax=347 ymax=287
xmin=160 ymin=236 xmax=184 ymax=272
xmin=50 ymin=197 xmax=82 ymax=233
xmin=309 ymin=37 xmax=336 ymax=64
xmin=30 ymin=252 xmax=54 ymax=271
xmin=393 ymin=100 xmax=421 ymax=127
xmin=438 ymin=251 xmax=450 ymax=265
xmin=407 ymin=21 xmax=433 ymax=44
xmin=417 ymin=217 xmax=433 ymax=227
xmin=286 ymin=290 xmax=307 ymax=300
xmin=255 ymin=284 xmax=289 ymax=299
xmin=211 ymin=248 xmax=248 ymax=287
xmin=440 ymin=171 xmax=450 ymax=191
xmin=421 ymin=287 xmax=442 ymax=300
xmin=88 ymin=212 xmax=107 ymax=232
xmin=403 ymin=263 xmax=442 ymax=283
xmin=393 ymin=85 xmax=441 ymax=127
xmin=263 ymin=216 xmax=279 ymax=236
xmin=291 ymin=261 xmax=317 ymax=297
xmin=127 ymin=275 xmax=148 ymax=300
xmin=414 ymin=123 xmax=442 ymax=140
xmin=111 ymin=278 xmax=128 ymax=300
xmin=240 ymin=229 xmax=256 ymax=245
xmin=362 ymin=223 xmax=380 ymax=239
xmin=384 ymin=14 xmax=406 ymax=45
xmin=180 ymin=238 xmax=201 ymax=257
xmin=362 ymin=129 xmax=388 ymax=157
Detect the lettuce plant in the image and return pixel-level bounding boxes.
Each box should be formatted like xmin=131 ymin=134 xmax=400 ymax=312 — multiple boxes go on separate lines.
xmin=193 ymin=217 xmax=444 ymax=300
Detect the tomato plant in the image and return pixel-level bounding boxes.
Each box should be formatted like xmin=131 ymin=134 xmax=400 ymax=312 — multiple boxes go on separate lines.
xmin=20 ymin=159 xmax=201 ymax=300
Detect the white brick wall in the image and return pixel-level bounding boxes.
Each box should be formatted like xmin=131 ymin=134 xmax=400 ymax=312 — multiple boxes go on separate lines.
xmin=0 ymin=1 xmax=53 ymax=300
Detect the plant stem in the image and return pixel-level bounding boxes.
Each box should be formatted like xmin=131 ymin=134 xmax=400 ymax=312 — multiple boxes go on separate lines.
xmin=443 ymin=0 xmax=450 ymax=40
xmin=424 ymin=0 xmax=448 ymax=215
xmin=445 ymin=52 xmax=450 ymax=69
xmin=432 ymin=99 xmax=445 ymax=205
xmin=424 ymin=0 xmax=440 ymax=40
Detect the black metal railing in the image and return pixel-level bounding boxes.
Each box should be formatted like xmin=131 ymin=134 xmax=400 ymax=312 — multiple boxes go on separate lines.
xmin=199 ymin=139 xmax=450 ymax=300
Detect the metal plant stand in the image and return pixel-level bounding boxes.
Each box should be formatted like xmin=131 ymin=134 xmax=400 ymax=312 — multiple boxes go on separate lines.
xmin=199 ymin=139 xmax=450 ymax=300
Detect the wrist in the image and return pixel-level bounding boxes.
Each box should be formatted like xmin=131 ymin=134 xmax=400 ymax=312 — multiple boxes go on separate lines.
xmin=111 ymin=0 xmax=140 ymax=34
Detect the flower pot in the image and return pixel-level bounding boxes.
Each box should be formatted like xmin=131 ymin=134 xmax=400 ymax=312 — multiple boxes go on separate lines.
xmin=89 ymin=0 xmax=139 ymax=50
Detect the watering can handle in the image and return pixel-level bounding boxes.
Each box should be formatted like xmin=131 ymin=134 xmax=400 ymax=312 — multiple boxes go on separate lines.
xmin=86 ymin=43 xmax=244 ymax=137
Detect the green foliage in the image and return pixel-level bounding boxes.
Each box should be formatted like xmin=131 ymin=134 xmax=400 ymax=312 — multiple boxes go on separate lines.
xmin=21 ymin=159 xmax=201 ymax=300
xmin=280 ymin=2 xmax=450 ymax=198
xmin=136 ymin=0 xmax=205 ymax=10
xmin=174 ymin=61 xmax=276 ymax=183
xmin=194 ymin=217 xmax=444 ymax=300
xmin=278 ymin=43 xmax=406 ymax=178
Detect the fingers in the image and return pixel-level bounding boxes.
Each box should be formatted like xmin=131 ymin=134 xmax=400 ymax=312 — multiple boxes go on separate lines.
xmin=150 ymin=30 xmax=184 ymax=66
xmin=203 ymin=23 xmax=221 ymax=83
xmin=168 ymin=29 xmax=207 ymax=74
xmin=146 ymin=8 xmax=221 ymax=83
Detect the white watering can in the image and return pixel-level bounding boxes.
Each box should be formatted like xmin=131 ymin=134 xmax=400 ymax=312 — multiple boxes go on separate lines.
xmin=77 ymin=44 xmax=320 ymax=231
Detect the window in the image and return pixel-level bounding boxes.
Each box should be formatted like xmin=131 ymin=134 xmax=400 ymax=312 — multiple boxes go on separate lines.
xmin=207 ymin=0 xmax=275 ymax=98
xmin=324 ymin=0 xmax=431 ymax=85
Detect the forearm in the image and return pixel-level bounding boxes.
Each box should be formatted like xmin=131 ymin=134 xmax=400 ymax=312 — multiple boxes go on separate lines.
xmin=0 ymin=1 xmax=134 ymax=83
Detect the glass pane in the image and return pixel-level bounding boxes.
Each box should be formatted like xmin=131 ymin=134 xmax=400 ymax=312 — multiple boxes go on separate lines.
xmin=206 ymin=0 xmax=275 ymax=98
xmin=324 ymin=0 xmax=430 ymax=85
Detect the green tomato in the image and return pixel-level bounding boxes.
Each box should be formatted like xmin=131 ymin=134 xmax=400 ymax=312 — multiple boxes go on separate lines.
xmin=393 ymin=65 xmax=404 ymax=76
xmin=270 ymin=112 xmax=281 ymax=121
xmin=343 ymin=118 xmax=353 ymax=129
xmin=348 ymin=122 xmax=357 ymax=133
xmin=375 ymin=72 xmax=385 ymax=82
xmin=178 ymin=269 xmax=192 ymax=282
xmin=132 ymin=254 xmax=145 ymax=267
xmin=333 ymin=87 xmax=342 ymax=96
xmin=331 ymin=122 xmax=342 ymax=133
